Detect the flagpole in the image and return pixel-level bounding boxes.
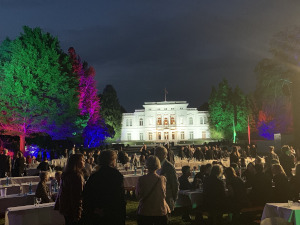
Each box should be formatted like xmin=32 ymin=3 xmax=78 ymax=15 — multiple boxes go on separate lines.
xmin=248 ymin=116 xmax=251 ymax=145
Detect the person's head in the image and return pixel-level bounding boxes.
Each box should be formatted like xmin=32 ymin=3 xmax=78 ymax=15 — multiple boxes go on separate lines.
xmin=3 ymin=149 xmax=8 ymax=155
xmin=224 ymin=167 xmax=236 ymax=181
xmin=272 ymin=164 xmax=286 ymax=176
xmin=204 ymin=163 xmax=212 ymax=175
xmin=17 ymin=151 xmax=23 ymax=158
xmin=98 ymin=150 xmax=117 ymax=167
xmin=55 ymin=171 xmax=62 ymax=182
xmin=255 ymin=163 xmax=264 ymax=174
xmin=247 ymin=162 xmax=256 ymax=174
xmin=154 ymin=146 xmax=168 ymax=161
xmin=39 ymin=171 xmax=49 ymax=182
xmin=281 ymin=145 xmax=291 ymax=156
xmin=146 ymin=155 xmax=161 ymax=172
xmin=65 ymin=153 xmax=85 ymax=174
xmin=182 ymin=166 xmax=191 ymax=177
xmin=210 ymin=165 xmax=223 ymax=178
xmin=269 ymin=146 xmax=275 ymax=153
xmin=88 ymin=157 xmax=94 ymax=164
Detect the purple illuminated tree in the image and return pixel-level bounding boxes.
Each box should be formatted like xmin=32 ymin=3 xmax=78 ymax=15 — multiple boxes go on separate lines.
xmin=68 ymin=48 xmax=108 ymax=147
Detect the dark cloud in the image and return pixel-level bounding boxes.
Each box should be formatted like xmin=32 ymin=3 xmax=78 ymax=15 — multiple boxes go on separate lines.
xmin=1 ymin=0 xmax=300 ymax=111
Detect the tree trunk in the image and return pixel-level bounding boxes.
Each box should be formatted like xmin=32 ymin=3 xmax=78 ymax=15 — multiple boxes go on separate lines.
xmin=19 ymin=134 xmax=25 ymax=153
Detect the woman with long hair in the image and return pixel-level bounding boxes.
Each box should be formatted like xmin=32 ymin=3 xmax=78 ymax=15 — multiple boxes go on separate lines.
xmin=57 ymin=153 xmax=85 ymax=225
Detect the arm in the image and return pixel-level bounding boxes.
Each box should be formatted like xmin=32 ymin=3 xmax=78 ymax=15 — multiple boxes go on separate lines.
xmin=71 ymin=175 xmax=84 ymax=221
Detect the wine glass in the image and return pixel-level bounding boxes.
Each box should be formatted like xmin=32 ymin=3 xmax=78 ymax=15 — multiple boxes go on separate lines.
xmin=36 ymin=197 xmax=42 ymax=207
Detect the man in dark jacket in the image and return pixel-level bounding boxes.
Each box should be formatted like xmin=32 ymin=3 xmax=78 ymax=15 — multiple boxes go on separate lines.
xmin=83 ymin=150 xmax=126 ymax=225
xmin=0 ymin=149 xmax=11 ymax=177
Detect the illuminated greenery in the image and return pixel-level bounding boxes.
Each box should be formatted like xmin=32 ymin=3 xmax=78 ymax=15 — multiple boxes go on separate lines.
xmin=208 ymin=79 xmax=249 ymax=141
xmin=0 ymin=26 xmax=79 ymax=151
xmin=254 ymin=28 xmax=298 ymax=139
xmin=99 ymin=85 xmax=125 ymax=141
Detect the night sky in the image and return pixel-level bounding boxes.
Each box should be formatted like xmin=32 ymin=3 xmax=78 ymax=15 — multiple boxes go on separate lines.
xmin=1 ymin=0 xmax=300 ymax=112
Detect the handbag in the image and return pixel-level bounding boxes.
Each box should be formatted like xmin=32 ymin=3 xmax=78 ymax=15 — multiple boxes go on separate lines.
xmin=137 ymin=177 xmax=160 ymax=214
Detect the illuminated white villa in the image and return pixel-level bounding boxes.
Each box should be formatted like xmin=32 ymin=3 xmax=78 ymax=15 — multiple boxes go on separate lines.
xmin=120 ymin=101 xmax=210 ymax=143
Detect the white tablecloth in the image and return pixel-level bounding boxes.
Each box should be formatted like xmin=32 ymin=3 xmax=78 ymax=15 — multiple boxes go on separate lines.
xmin=123 ymin=174 xmax=141 ymax=187
xmin=5 ymin=202 xmax=64 ymax=225
xmin=0 ymin=194 xmax=35 ymax=215
xmin=261 ymin=203 xmax=300 ymax=225
xmin=0 ymin=184 xmax=21 ymax=195
xmin=51 ymin=159 xmax=67 ymax=167
xmin=10 ymin=176 xmax=40 ymax=185
xmin=176 ymin=189 xmax=203 ymax=209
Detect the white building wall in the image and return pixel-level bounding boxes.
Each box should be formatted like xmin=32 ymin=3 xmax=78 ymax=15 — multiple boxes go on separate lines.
xmin=121 ymin=101 xmax=210 ymax=142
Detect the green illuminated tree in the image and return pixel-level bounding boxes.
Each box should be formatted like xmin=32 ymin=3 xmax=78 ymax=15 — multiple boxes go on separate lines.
xmin=208 ymin=79 xmax=249 ymax=141
xmin=99 ymin=85 xmax=125 ymax=141
xmin=0 ymin=26 xmax=79 ymax=151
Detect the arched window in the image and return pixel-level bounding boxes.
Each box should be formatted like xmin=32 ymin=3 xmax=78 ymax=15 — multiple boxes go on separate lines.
xmin=170 ymin=116 xmax=176 ymax=125
xmin=157 ymin=115 xmax=162 ymax=125
xmin=189 ymin=117 xmax=193 ymax=125
xmin=164 ymin=118 xmax=169 ymax=125
xmin=204 ymin=117 xmax=208 ymax=124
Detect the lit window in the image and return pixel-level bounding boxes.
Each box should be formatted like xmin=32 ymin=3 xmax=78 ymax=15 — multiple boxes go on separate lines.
xmin=164 ymin=132 xmax=169 ymax=140
xmin=202 ymin=131 xmax=206 ymax=139
xmin=149 ymin=132 xmax=152 ymax=140
xmin=164 ymin=118 xmax=168 ymax=125
xmin=157 ymin=116 xmax=162 ymax=125
xmin=172 ymin=132 xmax=175 ymax=140
xmin=158 ymin=132 xmax=161 ymax=140
xmin=170 ymin=116 xmax=175 ymax=125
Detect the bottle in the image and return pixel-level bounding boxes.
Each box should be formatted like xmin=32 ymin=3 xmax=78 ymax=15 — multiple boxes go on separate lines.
xmin=6 ymin=176 xmax=9 ymax=186
xmin=29 ymin=182 xmax=32 ymax=194
xmin=134 ymin=166 xmax=137 ymax=175
xmin=54 ymin=180 xmax=58 ymax=192
xmin=141 ymin=166 xmax=144 ymax=175
xmin=192 ymin=169 xmax=195 ymax=178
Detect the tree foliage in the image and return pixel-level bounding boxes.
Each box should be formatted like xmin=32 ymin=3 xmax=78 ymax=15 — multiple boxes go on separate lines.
xmin=68 ymin=47 xmax=108 ymax=147
xmin=208 ymin=79 xmax=249 ymax=140
xmin=0 ymin=26 xmax=79 ymax=151
xmin=254 ymin=28 xmax=299 ymax=139
xmin=99 ymin=85 xmax=125 ymax=141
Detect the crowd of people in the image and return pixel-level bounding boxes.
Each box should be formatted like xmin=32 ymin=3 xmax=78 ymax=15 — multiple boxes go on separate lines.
xmin=1 ymin=143 xmax=300 ymax=225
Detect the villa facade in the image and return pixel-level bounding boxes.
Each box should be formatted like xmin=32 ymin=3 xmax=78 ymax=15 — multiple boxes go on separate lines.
xmin=120 ymin=101 xmax=210 ymax=143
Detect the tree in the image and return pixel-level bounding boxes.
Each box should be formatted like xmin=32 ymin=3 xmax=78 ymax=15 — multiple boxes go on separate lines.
xmin=0 ymin=26 xmax=79 ymax=151
xmin=254 ymin=28 xmax=298 ymax=140
xmin=208 ymin=79 xmax=249 ymax=141
xmin=68 ymin=47 xmax=108 ymax=147
xmin=99 ymin=85 xmax=125 ymax=141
